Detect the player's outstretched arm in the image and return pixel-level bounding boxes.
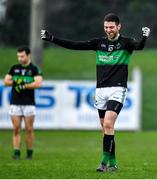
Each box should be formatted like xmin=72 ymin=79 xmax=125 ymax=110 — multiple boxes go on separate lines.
xmin=41 ymin=29 xmax=97 ymax=50
xmin=132 ymin=27 xmax=150 ymax=50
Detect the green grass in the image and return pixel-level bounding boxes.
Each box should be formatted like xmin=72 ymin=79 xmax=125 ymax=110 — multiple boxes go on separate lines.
xmin=1 ymin=47 xmax=157 ymax=80
xmin=0 ymin=130 xmax=157 ymax=179
xmin=42 ymin=47 xmax=96 ymax=80
xmin=0 ymin=48 xmax=18 ymax=77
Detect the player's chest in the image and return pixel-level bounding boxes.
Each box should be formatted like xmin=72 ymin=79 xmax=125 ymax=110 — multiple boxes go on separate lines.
xmin=13 ymin=67 xmax=33 ymax=76
xmin=97 ymin=41 xmax=125 ymax=52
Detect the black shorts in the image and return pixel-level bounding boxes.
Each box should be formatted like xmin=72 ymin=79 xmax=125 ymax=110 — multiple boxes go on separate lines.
xmin=98 ymin=100 xmax=123 ymax=118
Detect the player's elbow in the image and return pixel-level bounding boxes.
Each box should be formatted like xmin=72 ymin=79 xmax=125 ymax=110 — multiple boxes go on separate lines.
xmin=37 ymin=81 xmax=42 ymax=87
xmin=35 ymin=81 xmax=42 ymax=88
xmin=34 ymin=76 xmax=43 ymax=88
xmin=3 ymin=80 xmax=7 ymax=86
xmin=4 ymin=79 xmax=11 ymax=86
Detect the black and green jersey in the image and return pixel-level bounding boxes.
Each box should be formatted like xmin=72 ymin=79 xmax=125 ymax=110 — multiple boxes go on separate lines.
xmin=52 ymin=35 xmax=147 ymax=88
xmin=8 ymin=63 xmax=42 ymax=105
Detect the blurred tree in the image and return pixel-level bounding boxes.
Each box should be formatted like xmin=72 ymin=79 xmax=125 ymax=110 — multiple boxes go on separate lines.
xmin=0 ymin=0 xmax=157 ymax=48
xmin=45 ymin=0 xmax=157 ymax=47
xmin=0 ymin=0 xmax=30 ymax=46
xmin=125 ymin=0 xmax=157 ymax=47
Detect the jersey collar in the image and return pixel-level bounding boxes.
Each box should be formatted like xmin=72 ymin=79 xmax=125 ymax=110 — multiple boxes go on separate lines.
xmin=21 ymin=62 xmax=32 ymax=68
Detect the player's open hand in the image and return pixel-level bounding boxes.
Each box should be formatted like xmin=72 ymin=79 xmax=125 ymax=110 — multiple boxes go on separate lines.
xmin=41 ymin=30 xmax=53 ymax=41
xmin=142 ymin=27 xmax=150 ymax=37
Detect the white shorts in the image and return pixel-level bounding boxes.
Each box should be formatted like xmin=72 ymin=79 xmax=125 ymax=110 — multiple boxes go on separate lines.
xmin=94 ymin=87 xmax=127 ymax=110
xmin=9 ymin=105 xmax=36 ymax=116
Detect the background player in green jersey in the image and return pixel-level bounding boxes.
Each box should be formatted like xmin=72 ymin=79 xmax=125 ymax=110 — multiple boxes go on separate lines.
xmin=4 ymin=46 xmax=43 ymax=160
xmin=41 ymin=13 xmax=150 ymax=172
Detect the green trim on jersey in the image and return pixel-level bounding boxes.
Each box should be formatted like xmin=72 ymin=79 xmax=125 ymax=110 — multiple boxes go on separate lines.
xmin=13 ymin=75 xmax=34 ymax=84
xmin=96 ymin=50 xmax=131 ymax=65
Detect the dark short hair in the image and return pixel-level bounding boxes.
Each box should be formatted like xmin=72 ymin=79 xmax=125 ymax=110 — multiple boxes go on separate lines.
xmin=17 ymin=46 xmax=31 ymax=55
xmin=104 ymin=13 xmax=120 ymax=25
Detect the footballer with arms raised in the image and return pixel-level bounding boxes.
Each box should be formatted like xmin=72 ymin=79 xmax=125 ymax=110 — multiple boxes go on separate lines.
xmin=41 ymin=13 xmax=150 ymax=172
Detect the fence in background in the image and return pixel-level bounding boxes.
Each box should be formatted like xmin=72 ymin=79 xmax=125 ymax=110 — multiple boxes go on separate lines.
xmin=0 ymin=68 xmax=142 ymax=130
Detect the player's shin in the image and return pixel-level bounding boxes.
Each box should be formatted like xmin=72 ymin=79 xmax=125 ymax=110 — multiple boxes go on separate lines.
xmin=109 ymin=137 xmax=117 ymax=167
xmin=101 ymin=134 xmax=114 ymax=165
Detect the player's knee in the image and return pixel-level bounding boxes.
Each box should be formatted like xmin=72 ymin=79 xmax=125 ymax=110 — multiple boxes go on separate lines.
xmin=26 ymin=127 xmax=33 ymax=134
xmin=103 ymin=120 xmax=114 ymax=131
xmin=13 ymin=126 xmax=21 ymax=135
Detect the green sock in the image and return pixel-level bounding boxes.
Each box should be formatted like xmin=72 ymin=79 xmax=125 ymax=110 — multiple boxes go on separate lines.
xmin=14 ymin=149 xmax=20 ymax=157
xmin=109 ymin=155 xmax=117 ymax=166
xmin=27 ymin=149 xmax=33 ymax=158
xmin=101 ymin=151 xmax=110 ymax=165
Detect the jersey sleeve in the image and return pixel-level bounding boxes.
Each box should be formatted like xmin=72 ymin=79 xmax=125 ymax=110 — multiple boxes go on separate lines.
xmin=33 ymin=65 xmax=42 ymax=76
xmin=8 ymin=66 xmax=14 ymax=76
xmin=52 ymin=37 xmax=99 ymax=51
xmin=128 ymin=36 xmax=147 ymax=50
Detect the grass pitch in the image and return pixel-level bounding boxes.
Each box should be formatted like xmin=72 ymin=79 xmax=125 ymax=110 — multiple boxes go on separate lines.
xmin=0 ymin=130 xmax=157 ymax=179
xmin=1 ymin=48 xmax=157 ymax=178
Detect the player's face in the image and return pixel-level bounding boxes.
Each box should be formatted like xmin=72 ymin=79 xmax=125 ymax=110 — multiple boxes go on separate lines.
xmin=104 ymin=21 xmax=121 ymax=40
xmin=17 ymin=51 xmax=30 ymax=65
